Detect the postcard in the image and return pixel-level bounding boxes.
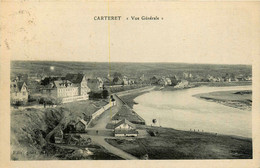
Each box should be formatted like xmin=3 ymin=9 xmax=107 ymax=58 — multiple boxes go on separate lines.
xmin=0 ymin=1 xmax=259 ymax=168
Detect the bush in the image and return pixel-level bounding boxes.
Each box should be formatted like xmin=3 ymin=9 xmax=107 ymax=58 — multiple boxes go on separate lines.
xmin=89 ymin=90 xmax=109 ymax=100
xmin=39 ymin=98 xmax=45 ymax=104
xmin=39 ymin=97 xmax=60 ymax=105
xmin=28 ymin=95 xmax=37 ymax=102
xmin=15 ymin=101 xmax=24 ymax=106
xmin=102 ymin=90 xmax=109 ymax=99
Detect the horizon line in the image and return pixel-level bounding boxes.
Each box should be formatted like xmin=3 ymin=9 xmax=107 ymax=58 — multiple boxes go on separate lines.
xmin=11 ymin=59 xmax=252 ymax=66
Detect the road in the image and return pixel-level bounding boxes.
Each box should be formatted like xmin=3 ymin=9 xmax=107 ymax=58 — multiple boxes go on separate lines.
xmin=83 ymin=86 xmax=156 ymax=159
xmin=116 ymin=86 xmax=156 ymax=97
xmin=45 ymin=86 xmax=156 ymax=160
xmin=85 ymin=105 xmax=139 ymax=160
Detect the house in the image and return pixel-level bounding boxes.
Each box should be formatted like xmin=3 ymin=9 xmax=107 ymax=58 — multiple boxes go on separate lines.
xmin=150 ymin=76 xmax=159 ymax=85
xmin=169 ymin=76 xmax=178 ymax=86
xmin=182 ymin=72 xmax=193 ymax=79
xmin=183 ymin=72 xmax=188 ymax=79
xmin=158 ymin=77 xmax=172 ymax=86
xmin=174 ymin=80 xmax=189 ymax=88
xmin=224 ymin=77 xmax=231 ymax=82
xmin=158 ymin=78 xmax=167 ymax=86
xmin=102 ymin=77 xmax=114 ymax=86
xmin=75 ymin=118 xmax=88 ymax=132
xmin=104 ymin=74 xmax=114 ymax=86
xmin=42 ymin=80 xmax=79 ymax=99
xmin=87 ymin=78 xmax=103 ymax=92
xmin=97 ymin=77 xmax=104 ymax=89
xmin=122 ymin=76 xmax=129 ymax=85
xmin=114 ymin=119 xmax=138 ymax=137
xmin=65 ymin=73 xmax=91 ymax=96
xmin=113 ymin=76 xmax=123 ymax=85
xmin=128 ymin=79 xmax=135 ymax=85
xmin=236 ymin=74 xmax=245 ymax=81
xmin=41 ymin=79 xmax=91 ymax=103
xmin=245 ymin=75 xmax=252 ymax=81
xmin=188 ymin=73 xmax=193 ymax=78
xmin=140 ymin=74 xmax=145 ymax=81
xmin=54 ymin=129 xmax=63 ymax=144
xmin=207 ymin=75 xmax=218 ymax=82
xmin=216 ymin=77 xmax=224 ymax=82
xmin=10 ymin=80 xmax=29 ymax=104
xmin=165 ymin=77 xmax=172 ymax=85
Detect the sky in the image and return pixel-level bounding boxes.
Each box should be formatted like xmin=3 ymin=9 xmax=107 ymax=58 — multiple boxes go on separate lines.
xmin=2 ymin=1 xmax=259 ymax=64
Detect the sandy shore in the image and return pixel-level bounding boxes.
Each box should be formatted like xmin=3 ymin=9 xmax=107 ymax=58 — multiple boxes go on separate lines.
xmin=194 ymin=90 xmax=252 ymax=111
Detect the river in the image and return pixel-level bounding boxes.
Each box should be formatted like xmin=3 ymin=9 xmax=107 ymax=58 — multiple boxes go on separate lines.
xmin=133 ymin=85 xmax=252 ymax=138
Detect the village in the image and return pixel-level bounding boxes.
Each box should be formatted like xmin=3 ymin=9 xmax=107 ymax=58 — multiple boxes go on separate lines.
xmin=10 ymin=67 xmax=252 ymax=160
xmin=10 ymin=69 xmax=252 ymax=106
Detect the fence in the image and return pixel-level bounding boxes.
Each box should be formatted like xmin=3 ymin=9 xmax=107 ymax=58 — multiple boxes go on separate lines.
xmin=62 ymin=95 xmax=89 ymax=103
xmin=91 ymin=101 xmax=116 ymax=119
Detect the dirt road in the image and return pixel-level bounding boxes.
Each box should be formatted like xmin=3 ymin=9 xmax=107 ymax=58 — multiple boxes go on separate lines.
xmin=86 ymin=105 xmax=139 ymax=160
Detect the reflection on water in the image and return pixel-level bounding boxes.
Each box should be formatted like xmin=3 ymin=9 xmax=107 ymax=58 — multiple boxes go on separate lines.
xmin=133 ymin=86 xmax=252 ymax=138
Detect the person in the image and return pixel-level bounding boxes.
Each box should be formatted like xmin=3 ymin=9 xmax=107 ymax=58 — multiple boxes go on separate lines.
xmin=96 ymin=130 xmax=98 ymax=134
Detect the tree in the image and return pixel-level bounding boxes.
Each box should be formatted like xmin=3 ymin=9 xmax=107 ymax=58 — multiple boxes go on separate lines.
xmin=102 ymin=90 xmax=109 ymax=99
xmin=112 ymin=72 xmax=122 ymax=78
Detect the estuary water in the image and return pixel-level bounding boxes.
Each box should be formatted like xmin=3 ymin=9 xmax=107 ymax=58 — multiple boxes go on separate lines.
xmin=133 ymin=85 xmax=252 ymax=138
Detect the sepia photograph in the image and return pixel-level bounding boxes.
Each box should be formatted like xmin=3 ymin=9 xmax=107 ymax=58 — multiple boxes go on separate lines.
xmin=1 ymin=1 xmax=260 ymax=168
xmin=10 ymin=61 xmax=252 ymax=160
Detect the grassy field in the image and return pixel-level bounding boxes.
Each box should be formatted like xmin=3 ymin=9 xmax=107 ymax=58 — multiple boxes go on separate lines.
xmin=106 ymin=126 xmax=252 ymax=159
xmin=61 ymin=99 xmax=108 ymax=117
xmin=194 ymin=90 xmax=252 ymax=111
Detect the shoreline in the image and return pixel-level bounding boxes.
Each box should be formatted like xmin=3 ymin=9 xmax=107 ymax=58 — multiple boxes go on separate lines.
xmin=119 ymin=86 xmax=252 ymax=139
xmin=119 ymin=90 xmax=151 ymax=108
xmin=108 ymin=87 xmax=252 ymax=159
xmin=193 ymin=90 xmax=252 ymax=111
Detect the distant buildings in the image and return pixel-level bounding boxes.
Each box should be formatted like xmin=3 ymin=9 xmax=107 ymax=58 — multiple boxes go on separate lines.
xmin=10 ymin=69 xmax=252 ymax=106
xmin=174 ymin=80 xmax=189 ymax=88
xmin=122 ymin=76 xmax=129 ymax=85
xmin=150 ymin=76 xmax=159 ymax=85
xmin=183 ymin=72 xmax=193 ymax=79
xmin=158 ymin=77 xmax=168 ymax=86
xmin=10 ymin=80 xmax=29 ymax=104
xmin=113 ymin=76 xmax=123 ymax=85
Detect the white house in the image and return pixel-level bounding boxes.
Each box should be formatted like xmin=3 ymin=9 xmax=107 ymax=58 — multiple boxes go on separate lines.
xmin=114 ymin=119 xmax=138 ymax=137
xmin=10 ymin=80 xmax=29 ymax=104
xmin=174 ymin=80 xmax=189 ymax=88
xmin=122 ymin=76 xmax=129 ymax=85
